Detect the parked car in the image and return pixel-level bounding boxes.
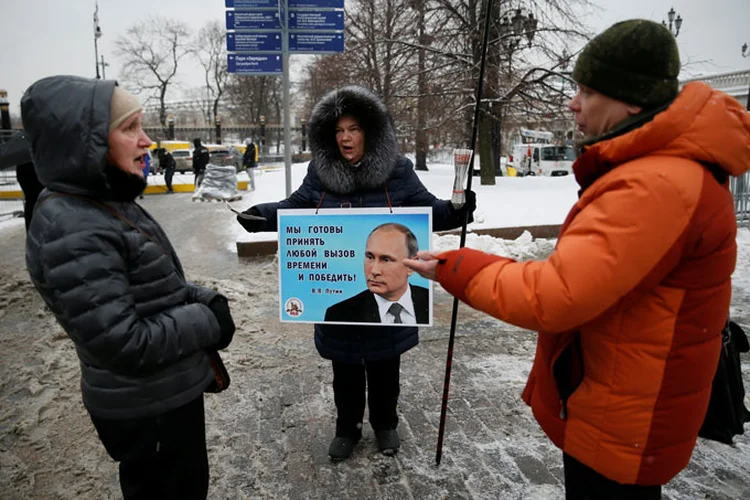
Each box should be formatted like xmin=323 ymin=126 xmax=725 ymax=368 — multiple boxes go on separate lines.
xmin=209 ymin=147 xmax=243 ymax=170
xmin=171 ymin=149 xmax=192 ymax=174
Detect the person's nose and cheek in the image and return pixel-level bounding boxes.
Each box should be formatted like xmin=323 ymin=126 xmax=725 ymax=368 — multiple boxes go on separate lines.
xmin=369 ymin=260 xmax=382 ymax=278
xmin=568 ymin=92 xmax=581 ymax=113
xmin=138 ymin=128 xmax=152 ymax=149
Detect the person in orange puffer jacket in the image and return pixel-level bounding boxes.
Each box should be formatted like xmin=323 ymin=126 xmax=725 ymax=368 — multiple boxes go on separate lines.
xmin=405 ymin=19 xmax=750 ymax=500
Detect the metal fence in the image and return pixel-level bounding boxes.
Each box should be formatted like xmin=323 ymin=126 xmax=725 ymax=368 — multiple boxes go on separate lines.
xmin=0 ymin=129 xmax=24 ymax=223
xmin=0 ymin=167 xmax=23 ymax=223
xmin=731 ymin=171 xmax=750 ymax=227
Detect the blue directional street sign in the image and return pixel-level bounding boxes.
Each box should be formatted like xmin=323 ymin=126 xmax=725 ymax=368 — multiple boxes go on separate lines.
xmin=226 ymin=11 xmax=281 ymax=30
xmin=225 ymin=0 xmax=278 ymax=8
xmin=227 ymin=32 xmax=282 ymax=52
xmin=288 ymin=11 xmax=344 ymax=31
xmin=289 ymin=0 xmax=344 ymax=8
xmin=228 ymin=54 xmax=283 ymax=74
xmin=289 ymin=32 xmax=344 ymax=53
xmin=227 ymin=0 xmax=345 ymax=9
xmin=226 ymin=0 xmax=278 ymax=7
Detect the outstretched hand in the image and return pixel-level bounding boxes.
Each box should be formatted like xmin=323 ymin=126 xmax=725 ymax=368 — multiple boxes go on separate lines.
xmin=403 ymin=251 xmax=442 ymax=281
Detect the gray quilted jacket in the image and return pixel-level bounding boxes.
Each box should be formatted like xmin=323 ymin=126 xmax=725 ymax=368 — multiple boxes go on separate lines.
xmin=22 ymin=76 xmax=223 ymax=419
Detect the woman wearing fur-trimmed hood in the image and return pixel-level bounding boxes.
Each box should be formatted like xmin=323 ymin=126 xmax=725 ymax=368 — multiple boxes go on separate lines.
xmin=307 ymin=85 xmax=400 ymax=194
xmin=237 ymin=85 xmax=475 ymax=462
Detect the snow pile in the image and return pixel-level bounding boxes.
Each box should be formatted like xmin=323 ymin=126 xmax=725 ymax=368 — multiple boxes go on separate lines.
xmin=192 ymin=164 xmax=242 ymax=202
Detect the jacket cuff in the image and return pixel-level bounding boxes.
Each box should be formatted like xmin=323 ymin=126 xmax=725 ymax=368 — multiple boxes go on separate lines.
xmin=435 ymin=248 xmax=505 ymax=302
xmin=188 ymin=283 xmax=219 ymax=305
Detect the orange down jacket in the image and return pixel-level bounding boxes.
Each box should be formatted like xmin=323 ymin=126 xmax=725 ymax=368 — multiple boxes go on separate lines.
xmin=435 ymin=82 xmax=750 ymax=485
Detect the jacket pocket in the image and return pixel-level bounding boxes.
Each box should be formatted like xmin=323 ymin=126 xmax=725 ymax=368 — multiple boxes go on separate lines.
xmin=552 ymin=332 xmax=584 ymax=420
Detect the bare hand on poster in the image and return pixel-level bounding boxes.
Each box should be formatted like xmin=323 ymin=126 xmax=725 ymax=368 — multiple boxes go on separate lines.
xmin=403 ymin=251 xmax=442 ymax=281
xmin=225 ymin=201 xmax=266 ymax=221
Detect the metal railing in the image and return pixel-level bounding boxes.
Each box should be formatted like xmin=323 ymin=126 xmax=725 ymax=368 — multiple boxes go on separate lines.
xmin=680 ymin=69 xmax=750 ymax=103
xmin=0 ymin=169 xmax=24 ymax=222
xmin=0 ymin=130 xmax=24 ymax=222
xmin=731 ymin=171 xmax=750 ymax=227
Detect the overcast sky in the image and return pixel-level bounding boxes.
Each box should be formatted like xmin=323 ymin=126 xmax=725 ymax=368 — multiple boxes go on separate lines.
xmin=1 ymin=0 xmax=748 ymax=117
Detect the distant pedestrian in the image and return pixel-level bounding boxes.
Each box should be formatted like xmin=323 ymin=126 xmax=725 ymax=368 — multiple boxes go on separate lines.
xmin=139 ymin=149 xmax=150 ymax=199
xmin=192 ymin=138 xmax=209 ymax=189
xmin=159 ymin=148 xmax=176 ymax=193
xmin=242 ymin=141 xmax=257 ymax=191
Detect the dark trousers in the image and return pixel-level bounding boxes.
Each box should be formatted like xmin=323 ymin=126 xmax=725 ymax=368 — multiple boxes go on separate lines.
xmin=90 ymin=396 xmax=209 ymax=500
xmin=563 ymin=453 xmax=661 ymax=499
xmin=195 ymin=172 xmax=204 ymax=188
xmin=332 ymin=357 xmax=400 ymax=438
xmin=164 ymin=167 xmax=175 ymax=191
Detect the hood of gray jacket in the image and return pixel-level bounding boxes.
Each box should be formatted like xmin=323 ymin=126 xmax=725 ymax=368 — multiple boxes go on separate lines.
xmin=21 ymin=75 xmax=116 ymax=197
xmin=308 ymin=86 xmax=399 ymax=195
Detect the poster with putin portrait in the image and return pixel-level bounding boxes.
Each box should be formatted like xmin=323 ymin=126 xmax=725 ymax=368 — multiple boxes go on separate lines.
xmin=277 ymin=207 xmax=433 ymax=326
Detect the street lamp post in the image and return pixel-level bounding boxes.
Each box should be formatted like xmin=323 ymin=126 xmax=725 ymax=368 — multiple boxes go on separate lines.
xmin=742 ymin=43 xmax=750 ymax=110
xmin=495 ymin=8 xmax=536 ymax=171
xmin=259 ymin=115 xmax=266 ymax=155
xmin=93 ymin=3 xmax=102 ymax=79
xmin=0 ymin=89 xmax=11 ymax=131
xmin=100 ymin=55 xmax=109 ymax=79
xmin=499 ymin=8 xmax=537 ymax=67
xmin=662 ymin=7 xmax=683 ymax=37
xmin=167 ymin=115 xmax=175 ymax=140
xmin=557 ymin=49 xmax=577 ymax=143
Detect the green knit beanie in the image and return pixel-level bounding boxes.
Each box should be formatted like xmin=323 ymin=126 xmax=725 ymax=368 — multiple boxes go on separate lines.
xmin=572 ymin=19 xmax=680 ymax=109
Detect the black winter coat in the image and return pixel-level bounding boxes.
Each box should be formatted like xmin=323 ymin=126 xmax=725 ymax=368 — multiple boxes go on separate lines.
xmin=22 ymin=76 xmax=223 ymax=419
xmin=245 ymin=86 xmax=466 ymax=363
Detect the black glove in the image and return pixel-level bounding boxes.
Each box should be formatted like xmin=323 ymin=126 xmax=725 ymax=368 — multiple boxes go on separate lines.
xmin=452 ymin=189 xmax=476 ymax=224
xmin=208 ymin=295 xmax=235 ymax=350
xmin=237 ymin=207 xmax=265 ymax=233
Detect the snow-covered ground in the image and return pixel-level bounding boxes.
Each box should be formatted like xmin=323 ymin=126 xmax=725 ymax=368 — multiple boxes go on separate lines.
xmin=1 ymin=160 xmax=749 ymax=499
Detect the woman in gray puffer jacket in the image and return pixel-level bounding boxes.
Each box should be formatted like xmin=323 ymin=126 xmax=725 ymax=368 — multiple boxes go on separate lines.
xmin=22 ymin=75 xmax=235 ymax=500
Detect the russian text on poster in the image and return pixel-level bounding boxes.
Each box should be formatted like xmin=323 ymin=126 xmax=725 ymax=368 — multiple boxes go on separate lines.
xmin=277 ymin=207 xmax=433 ymax=326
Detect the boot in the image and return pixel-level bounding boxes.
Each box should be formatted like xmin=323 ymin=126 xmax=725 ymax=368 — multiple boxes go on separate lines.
xmin=328 ymin=435 xmax=360 ymax=462
xmin=376 ymin=429 xmax=400 ymax=456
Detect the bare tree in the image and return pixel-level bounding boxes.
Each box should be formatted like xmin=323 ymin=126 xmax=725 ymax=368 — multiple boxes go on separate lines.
xmin=414 ymin=0 xmax=592 ymax=183
xmin=298 ymin=0 xmax=593 ymax=184
xmin=115 ymin=17 xmax=191 ymax=129
xmin=191 ymin=20 xmax=229 ymax=127
xmin=225 ymin=76 xmax=281 ymax=124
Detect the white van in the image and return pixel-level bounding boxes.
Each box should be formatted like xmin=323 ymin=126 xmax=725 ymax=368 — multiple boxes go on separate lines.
xmin=509 ymin=143 xmax=576 ymax=177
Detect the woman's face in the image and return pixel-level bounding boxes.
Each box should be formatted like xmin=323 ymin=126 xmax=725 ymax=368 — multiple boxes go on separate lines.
xmin=107 ymin=112 xmax=152 ymax=176
xmin=335 ymin=115 xmax=365 ymax=164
